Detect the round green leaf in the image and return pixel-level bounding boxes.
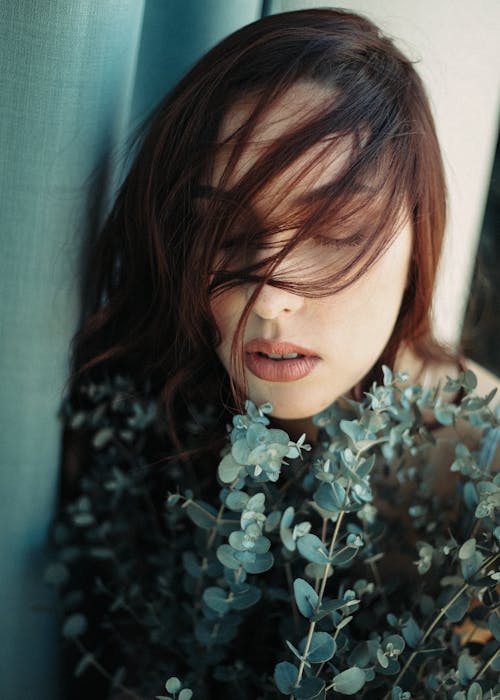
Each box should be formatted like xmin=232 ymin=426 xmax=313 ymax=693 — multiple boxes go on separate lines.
xmin=434 ymin=405 xmax=455 ymax=426
xmin=297 ymin=534 xmax=330 ymax=564
xmin=266 ymin=428 xmax=289 ymax=445
xmin=294 ymin=676 xmax=325 ymax=699
xmin=72 ymin=512 xmax=95 ymax=527
xmin=488 ymin=611 xmax=500 ymax=640
xmin=285 ymin=640 xmax=304 ymax=663
xmin=232 ymin=438 xmax=251 ymax=464
xmin=314 ymin=481 xmax=346 ymax=513
xmin=89 ymin=547 xmax=113 ymax=559
xmin=246 ymin=422 xmax=268 ymax=448
xmin=377 ymin=647 xmax=389 ymax=668
xmin=311 ymin=598 xmax=345 ymax=622
xmin=182 ymin=551 xmax=201 ymax=579
xmin=165 ymin=677 xmax=182 ymax=693
xmin=459 ymin=538 xmax=476 ymax=560
xmin=463 ymin=369 xmax=478 ymax=391
xmin=92 ymin=427 xmax=114 ymax=449
xmin=332 ymin=667 xmax=366 ymax=695
xmin=457 ymin=653 xmax=479 ymax=685
xmin=44 ymin=562 xmax=69 ymax=586
xmin=300 ymin=631 xmax=336 ymax=663
xmin=231 ymin=584 xmax=261 ymax=610
xmin=401 ymin=616 xmax=423 ymax=648
xmin=281 ymin=506 xmax=295 ymax=528
xmin=242 ymin=551 xmax=273 ymax=574
xmin=445 ymin=591 xmax=469 ymax=622
xmin=265 ymin=510 xmax=282 ymax=531
xmin=280 ymin=525 xmax=296 ymax=552
xmin=166 ymin=493 xmax=181 ymax=506
xmin=216 ymin=544 xmax=240 ymax=570
xmin=246 ymin=492 xmax=266 ymax=512
xmin=467 ymin=683 xmax=483 ymax=700
xmin=228 ymin=530 xmax=246 ymax=551
xmin=460 ymin=551 xmax=484 ymax=582
xmin=382 ymin=365 xmax=393 ymax=385
xmin=179 ymin=690 xmax=193 ymax=700
xmin=185 ymin=501 xmax=217 ymax=529
xmin=74 ymin=652 xmax=94 ymax=677
xmin=274 ymin=661 xmax=298 ymax=694
xmin=384 ymin=634 xmax=405 ymax=653
xmin=63 ymin=613 xmax=87 ymax=639
xmin=305 ymin=562 xmax=332 ymax=581
xmin=203 ymin=587 xmax=230 ymax=616
xmin=293 ymin=578 xmax=319 ymax=619
xmin=218 ymin=453 xmax=243 ymax=483
xmin=225 ymin=490 xmax=249 ymax=511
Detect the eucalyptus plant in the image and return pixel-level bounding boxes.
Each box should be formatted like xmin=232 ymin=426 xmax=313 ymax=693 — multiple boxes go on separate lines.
xmin=47 ymin=368 xmax=500 ymax=699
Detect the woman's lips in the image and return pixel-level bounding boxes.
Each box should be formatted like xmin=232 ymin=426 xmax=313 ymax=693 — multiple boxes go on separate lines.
xmin=244 ymin=340 xmax=320 ymax=382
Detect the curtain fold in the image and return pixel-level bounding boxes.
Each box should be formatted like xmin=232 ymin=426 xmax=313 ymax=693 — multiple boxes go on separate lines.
xmin=0 ymin=2 xmax=262 ymax=697
xmin=0 ymin=3 xmax=146 ymax=697
xmin=132 ymin=0 xmax=263 ymax=123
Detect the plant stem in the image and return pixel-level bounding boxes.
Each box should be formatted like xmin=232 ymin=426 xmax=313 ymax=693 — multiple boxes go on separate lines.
xmin=381 ymin=581 xmax=469 ymax=700
xmin=479 ymin=425 xmax=500 ymax=476
xmin=319 ymin=512 xmax=345 ymax=600
xmin=314 ymin=519 xmax=329 ymax=595
xmin=382 ymin=552 xmax=500 ymax=700
xmin=291 ymin=620 xmax=317 ymax=700
xmin=207 ymin=503 xmax=225 ymax=549
xmin=475 ymin=647 xmax=500 ymax=680
xmin=321 ymin=518 xmax=328 ymax=543
xmin=196 ymin=503 xmax=226 ymax=600
xmin=285 ymin=562 xmax=300 ymax=633
xmin=291 ymin=511 xmax=346 ymax=698
xmin=74 ymin=640 xmax=144 ymax=700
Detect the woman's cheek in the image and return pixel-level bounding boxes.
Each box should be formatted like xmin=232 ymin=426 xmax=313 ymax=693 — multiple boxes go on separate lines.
xmin=210 ymin=288 xmax=245 ymax=360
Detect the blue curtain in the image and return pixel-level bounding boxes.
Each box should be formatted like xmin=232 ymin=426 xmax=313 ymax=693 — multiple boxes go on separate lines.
xmin=0 ymin=2 xmax=261 ymax=697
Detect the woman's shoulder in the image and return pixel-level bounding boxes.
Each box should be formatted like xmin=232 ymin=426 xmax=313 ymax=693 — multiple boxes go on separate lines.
xmin=463 ymin=358 xmax=500 ymax=397
xmin=395 ymin=346 xmax=499 ymax=467
xmin=395 ymin=345 xmax=500 ymax=400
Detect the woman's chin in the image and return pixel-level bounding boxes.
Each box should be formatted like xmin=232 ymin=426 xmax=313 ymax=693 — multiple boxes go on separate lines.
xmin=244 ymin=377 xmax=349 ymax=420
xmin=250 ymin=394 xmax=340 ymax=421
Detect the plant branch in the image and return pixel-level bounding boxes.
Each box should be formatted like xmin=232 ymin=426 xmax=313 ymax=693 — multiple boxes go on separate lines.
xmin=285 ymin=562 xmax=300 ymax=633
xmin=383 ymin=552 xmax=500 ymax=700
xmin=74 ymin=639 xmax=144 ymax=700
xmin=475 ymin=647 xmax=499 ymax=680
xmin=292 ymin=511 xmax=346 ymax=698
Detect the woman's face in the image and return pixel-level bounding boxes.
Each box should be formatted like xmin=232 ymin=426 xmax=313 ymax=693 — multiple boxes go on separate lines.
xmin=210 ymin=84 xmax=413 ymax=421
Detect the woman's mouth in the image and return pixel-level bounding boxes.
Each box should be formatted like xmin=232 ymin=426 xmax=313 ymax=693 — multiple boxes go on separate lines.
xmin=244 ymin=340 xmax=320 ymax=382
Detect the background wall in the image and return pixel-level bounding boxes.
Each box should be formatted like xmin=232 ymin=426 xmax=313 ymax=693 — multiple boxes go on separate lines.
xmin=267 ymin=0 xmax=500 ymax=347
xmin=0 ymin=1 xmax=498 ymax=698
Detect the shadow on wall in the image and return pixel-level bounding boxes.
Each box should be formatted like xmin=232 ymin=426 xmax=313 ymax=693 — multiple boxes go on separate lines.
xmin=462 ymin=130 xmax=500 ymax=376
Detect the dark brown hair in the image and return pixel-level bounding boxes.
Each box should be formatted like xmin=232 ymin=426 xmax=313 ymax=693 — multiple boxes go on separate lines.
xmin=72 ymin=9 xmax=453 ymax=436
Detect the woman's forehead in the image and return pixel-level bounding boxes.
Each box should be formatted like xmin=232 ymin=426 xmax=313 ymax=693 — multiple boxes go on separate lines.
xmin=212 ymin=82 xmax=356 ymax=219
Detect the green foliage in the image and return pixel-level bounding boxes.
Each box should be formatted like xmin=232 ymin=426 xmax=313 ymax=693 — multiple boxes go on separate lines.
xmin=157 ymin=676 xmax=193 ymax=700
xmin=47 ymin=370 xmax=500 ymax=698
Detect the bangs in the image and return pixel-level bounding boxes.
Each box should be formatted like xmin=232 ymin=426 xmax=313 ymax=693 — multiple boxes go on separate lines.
xmin=193 ymin=85 xmax=413 ymax=299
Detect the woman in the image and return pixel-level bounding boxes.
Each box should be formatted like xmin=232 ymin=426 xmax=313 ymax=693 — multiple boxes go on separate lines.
xmin=60 ymin=8 xmax=499 ymax=698
xmin=73 ymin=10 xmax=496 ymax=437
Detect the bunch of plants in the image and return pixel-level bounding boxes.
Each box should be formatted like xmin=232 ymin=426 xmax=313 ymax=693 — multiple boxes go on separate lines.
xmin=47 ymin=368 xmax=500 ymax=699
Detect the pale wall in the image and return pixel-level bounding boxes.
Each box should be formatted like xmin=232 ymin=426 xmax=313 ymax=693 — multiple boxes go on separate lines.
xmin=269 ymin=0 xmax=500 ymax=346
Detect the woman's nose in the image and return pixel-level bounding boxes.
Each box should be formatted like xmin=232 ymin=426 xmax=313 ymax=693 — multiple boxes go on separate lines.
xmin=248 ymin=282 xmax=304 ymax=320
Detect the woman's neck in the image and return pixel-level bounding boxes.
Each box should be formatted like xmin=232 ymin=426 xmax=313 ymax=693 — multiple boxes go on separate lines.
xmin=271 ymin=415 xmax=319 ymax=443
